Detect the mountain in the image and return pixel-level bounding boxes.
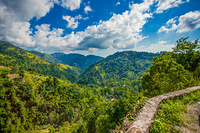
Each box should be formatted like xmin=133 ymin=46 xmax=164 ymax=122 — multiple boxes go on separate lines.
xmin=29 ymin=50 xmax=62 ymax=63
xmin=0 ymin=41 xmax=81 ymax=82
xmin=51 ymin=53 xmax=103 ymax=70
xmin=77 ymin=51 xmax=160 ymax=86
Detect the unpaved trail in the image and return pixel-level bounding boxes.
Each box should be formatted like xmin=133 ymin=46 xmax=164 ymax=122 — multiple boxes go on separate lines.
xmin=178 ymin=102 xmax=200 ymax=133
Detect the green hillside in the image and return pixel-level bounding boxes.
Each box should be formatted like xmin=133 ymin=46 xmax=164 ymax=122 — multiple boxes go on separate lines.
xmin=0 ymin=64 xmax=145 ymax=133
xmin=0 ymin=41 xmax=81 ymax=82
xmin=29 ymin=50 xmax=62 ymax=63
xmin=0 ymin=38 xmax=199 ymax=133
xmin=77 ymin=51 xmax=160 ymax=86
xmin=141 ymin=37 xmax=200 ymax=97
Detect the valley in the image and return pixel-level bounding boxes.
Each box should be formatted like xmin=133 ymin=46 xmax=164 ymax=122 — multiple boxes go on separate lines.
xmin=0 ymin=38 xmax=200 ymax=133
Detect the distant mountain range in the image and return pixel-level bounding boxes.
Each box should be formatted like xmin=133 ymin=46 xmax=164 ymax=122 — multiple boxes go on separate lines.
xmin=29 ymin=50 xmax=62 ymax=63
xmin=51 ymin=53 xmax=103 ymax=70
xmin=0 ymin=41 xmax=81 ymax=82
xmin=0 ymin=41 xmax=161 ymax=86
xmin=77 ymin=51 xmax=160 ymax=86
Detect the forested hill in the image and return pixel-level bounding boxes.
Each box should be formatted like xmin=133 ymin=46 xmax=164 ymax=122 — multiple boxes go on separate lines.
xmin=29 ymin=50 xmax=62 ymax=63
xmin=51 ymin=53 xmax=103 ymax=70
xmin=0 ymin=41 xmax=81 ymax=82
xmin=77 ymin=51 xmax=160 ymax=86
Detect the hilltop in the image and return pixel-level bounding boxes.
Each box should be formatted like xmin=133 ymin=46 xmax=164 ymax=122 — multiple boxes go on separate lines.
xmin=0 ymin=41 xmax=81 ymax=82
xmin=77 ymin=51 xmax=160 ymax=86
xmin=51 ymin=53 xmax=103 ymax=70
xmin=29 ymin=50 xmax=62 ymax=63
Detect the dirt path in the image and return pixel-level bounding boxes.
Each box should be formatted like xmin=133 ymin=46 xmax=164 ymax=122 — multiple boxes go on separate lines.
xmin=178 ymin=102 xmax=200 ymax=133
xmin=0 ymin=66 xmax=11 ymax=70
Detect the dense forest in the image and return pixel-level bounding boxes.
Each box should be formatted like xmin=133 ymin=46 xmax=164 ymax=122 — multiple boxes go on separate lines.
xmin=0 ymin=41 xmax=81 ymax=83
xmin=0 ymin=37 xmax=200 ymax=132
xmin=78 ymin=51 xmax=160 ymax=86
xmin=51 ymin=53 xmax=103 ymax=70
xmin=142 ymin=37 xmax=200 ymax=97
xmin=0 ymin=64 xmax=146 ymax=133
xmin=29 ymin=50 xmax=62 ymax=64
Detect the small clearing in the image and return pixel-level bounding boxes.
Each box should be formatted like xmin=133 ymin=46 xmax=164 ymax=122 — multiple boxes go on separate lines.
xmin=7 ymin=74 xmax=22 ymax=79
xmin=0 ymin=66 xmax=11 ymax=70
xmin=177 ymin=102 xmax=200 ymax=133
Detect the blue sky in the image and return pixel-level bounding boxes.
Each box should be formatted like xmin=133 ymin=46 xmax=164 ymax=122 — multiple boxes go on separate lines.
xmin=0 ymin=0 xmax=200 ymax=57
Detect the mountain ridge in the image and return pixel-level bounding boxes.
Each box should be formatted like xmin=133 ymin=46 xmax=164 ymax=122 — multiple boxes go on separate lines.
xmin=77 ymin=51 xmax=160 ymax=86
xmin=0 ymin=41 xmax=81 ymax=82
xmin=29 ymin=50 xmax=62 ymax=63
xmin=51 ymin=52 xmax=103 ymax=70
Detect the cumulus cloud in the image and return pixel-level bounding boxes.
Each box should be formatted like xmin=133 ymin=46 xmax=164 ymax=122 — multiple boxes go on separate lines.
xmin=33 ymin=24 xmax=81 ymax=52
xmin=0 ymin=0 xmax=193 ymax=54
xmin=158 ymin=11 xmax=200 ymax=33
xmin=74 ymin=0 xmax=154 ymax=51
xmin=158 ymin=16 xmax=178 ymax=33
xmin=136 ymin=41 xmax=174 ymax=53
xmin=84 ymin=5 xmax=92 ymax=14
xmin=0 ymin=0 xmax=84 ymax=48
xmin=32 ymin=0 xmax=154 ymax=52
xmin=0 ymin=0 xmax=54 ymax=21
xmin=60 ymin=0 xmax=82 ymax=11
xmin=155 ymin=0 xmax=189 ymax=13
xmin=2 ymin=21 xmax=35 ymax=47
xmin=63 ymin=15 xmax=82 ymax=29
xmin=62 ymin=15 xmax=89 ymax=29
xmin=0 ymin=0 xmax=55 ymax=47
xmin=0 ymin=0 xmax=154 ymax=52
xmin=116 ymin=2 xmax=121 ymax=6
xmin=34 ymin=24 xmax=65 ymax=50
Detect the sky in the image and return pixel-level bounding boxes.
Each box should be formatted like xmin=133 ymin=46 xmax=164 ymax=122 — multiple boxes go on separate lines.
xmin=0 ymin=0 xmax=200 ymax=57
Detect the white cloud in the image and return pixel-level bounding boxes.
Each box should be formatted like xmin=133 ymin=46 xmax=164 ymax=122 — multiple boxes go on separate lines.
xmin=34 ymin=24 xmax=65 ymax=49
xmin=136 ymin=41 xmax=174 ymax=53
xmin=116 ymin=2 xmax=121 ymax=6
xmin=62 ymin=14 xmax=88 ymax=29
xmin=176 ymin=11 xmax=200 ymax=33
xmin=158 ymin=16 xmax=178 ymax=33
xmin=0 ymin=0 xmax=84 ymax=50
xmin=2 ymin=21 xmax=35 ymax=47
xmin=0 ymin=0 xmax=54 ymax=21
xmin=155 ymin=0 xmax=189 ymax=13
xmin=60 ymin=0 xmax=82 ymax=11
xmin=32 ymin=0 xmax=154 ymax=52
xmin=33 ymin=24 xmax=81 ymax=52
xmin=63 ymin=15 xmax=79 ymax=29
xmin=158 ymin=11 xmax=200 ymax=33
xmin=0 ymin=0 xmax=194 ymax=54
xmin=74 ymin=0 xmax=154 ymax=50
xmin=84 ymin=5 xmax=92 ymax=14
xmin=166 ymin=16 xmax=178 ymax=25
xmin=0 ymin=0 xmax=54 ymax=47
xmin=83 ymin=17 xmax=89 ymax=20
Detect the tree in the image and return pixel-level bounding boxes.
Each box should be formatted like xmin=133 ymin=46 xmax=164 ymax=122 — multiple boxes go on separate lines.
xmin=141 ymin=52 xmax=195 ymax=97
xmin=172 ymin=37 xmax=200 ymax=71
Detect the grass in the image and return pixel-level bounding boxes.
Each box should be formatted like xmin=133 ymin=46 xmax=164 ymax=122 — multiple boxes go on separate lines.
xmin=151 ymin=89 xmax=200 ymax=133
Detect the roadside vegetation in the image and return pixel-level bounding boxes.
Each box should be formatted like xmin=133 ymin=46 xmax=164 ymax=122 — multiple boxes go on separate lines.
xmin=151 ymin=90 xmax=200 ymax=132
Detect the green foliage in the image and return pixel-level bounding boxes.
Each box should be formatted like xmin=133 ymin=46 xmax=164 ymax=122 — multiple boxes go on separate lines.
xmin=0 ymin=66 xmax=146 ymax=132
xmin=142 ymin=38 xmax=200 ymax=97
xmin=142 ymin=52 xmax=195 ymax=97
xmin=0 ymin=41 xmax=81 ymax=82
xmin=78 ymin=51 xmax=160 ymax=87
xmin=151 ymin=90 xmax=200 ymax=132
xmin=29 ymin=50 xmax=62 ymax=63
xmin=172 ymin=37 xmax=200 ymax=71
xmin=1 ymin=37 xmax=199 ymax=133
